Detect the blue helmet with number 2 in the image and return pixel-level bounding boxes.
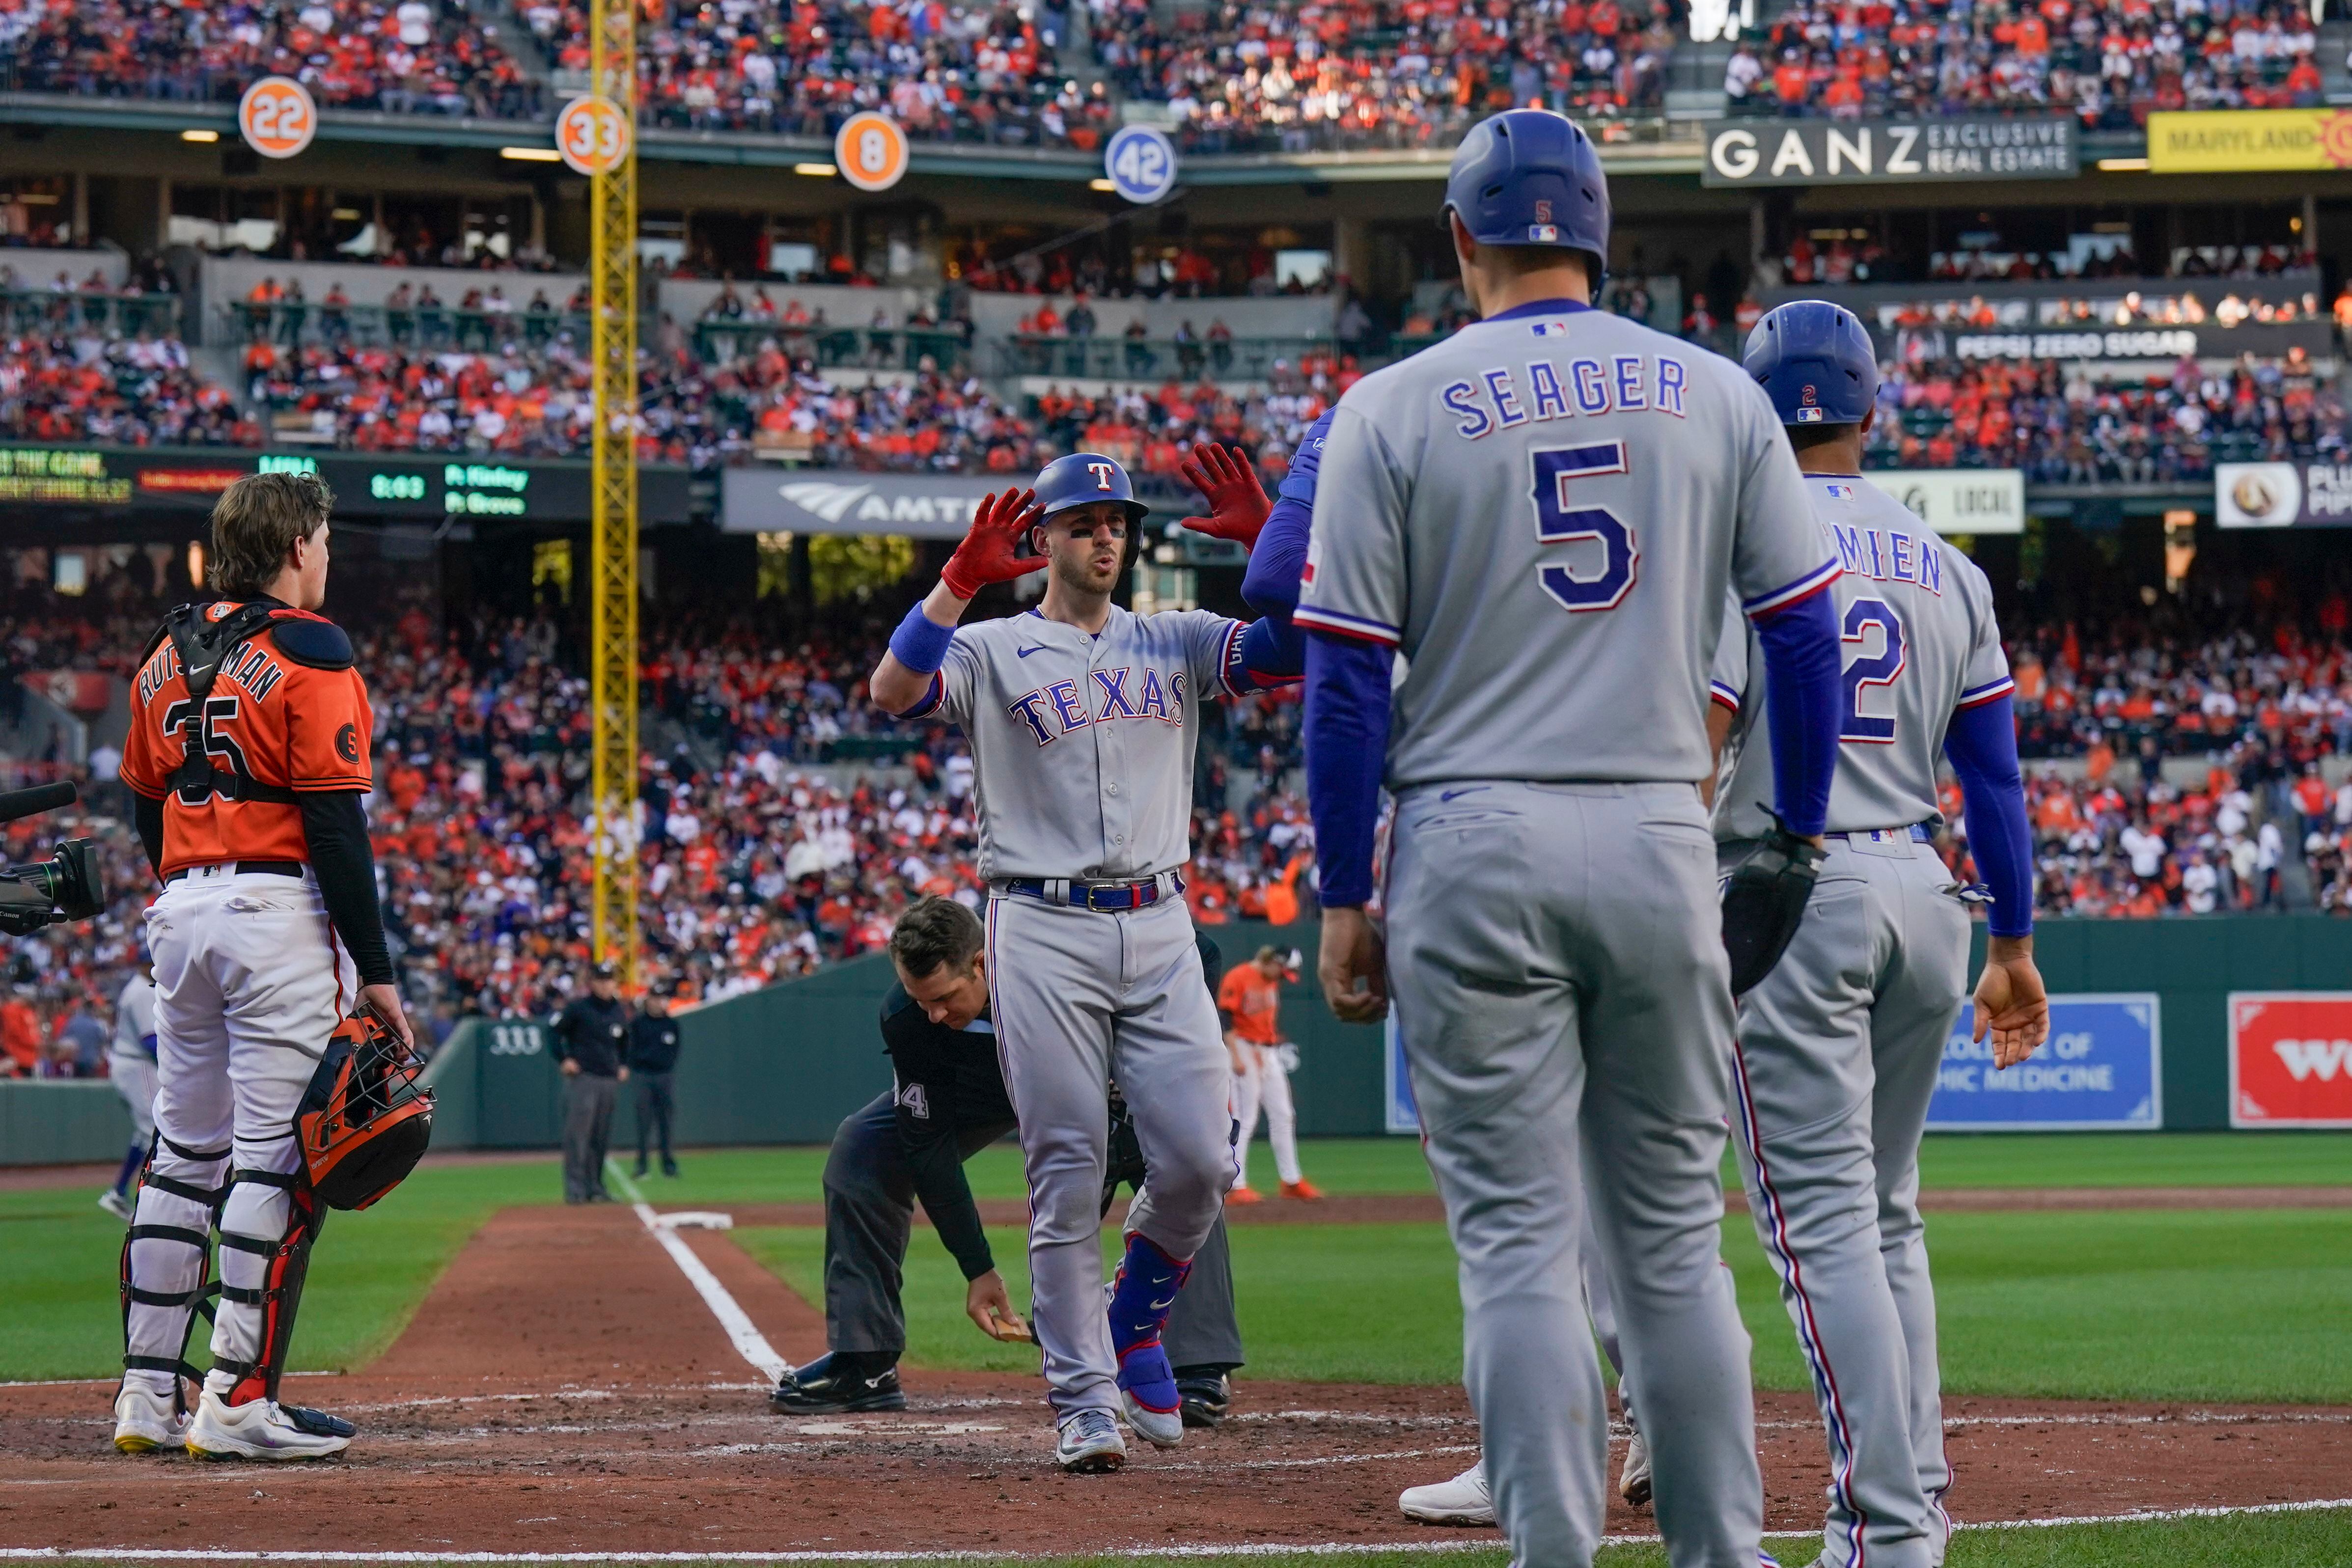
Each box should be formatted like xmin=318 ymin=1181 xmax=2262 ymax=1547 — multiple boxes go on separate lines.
xmin=1744 ymin=300 xmax=1880 ymax=427
xmin=1033 ymin=452 xmax=1150 ymax=526
xmin=1442 ymin=110 xmax=1611 ymax=287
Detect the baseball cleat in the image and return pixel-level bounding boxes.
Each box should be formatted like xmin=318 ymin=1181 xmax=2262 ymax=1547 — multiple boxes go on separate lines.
xmin=1619 ymin=1425 xmax=1652 ymax=1508
xmin=1279 ymin=1179 xmax=1326 ymax=1200
xmin=1226 ymin=1184 xmax=1264 ymax=1206
xmin=111 ymin=1381 xmax=190 ymax=1454
xmin=1056 ymin=1408 xmax=1127 ymax=1472
xmin=97 ymin=1189 xmax=134 ymax=1222
xmin=1120 ymin=1386 xmax=1185 ymax=1448
xmin=1400 ymin=1458 xmax=1495 ymax=1526
xmin=1175 ymin=1370 xmax=1230 ymax=1429
xmin=185 ymin=1391 xmax=353 ymax=1461
xmin=769 ymin=1353 xmax=907 ymax=1414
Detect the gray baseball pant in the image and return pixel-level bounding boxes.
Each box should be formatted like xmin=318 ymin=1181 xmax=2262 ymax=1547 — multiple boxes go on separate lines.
xmin=1723 ymin=832 xmax=1968 ymax=1568
xmin=985 ymin=891 xmax=1235 ymax=1419
xmin=562 ymin=1073 xmax=618 ymax=1204
xmin=819 ymin=1090 xmax=1245 ymax=1368
xmin=1387 ymin=780 xmax=1761 ymax=1568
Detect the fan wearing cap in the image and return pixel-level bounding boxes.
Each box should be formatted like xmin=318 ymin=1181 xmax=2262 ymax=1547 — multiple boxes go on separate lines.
xmin=550 ymin=961 xmax=631 ymax=1205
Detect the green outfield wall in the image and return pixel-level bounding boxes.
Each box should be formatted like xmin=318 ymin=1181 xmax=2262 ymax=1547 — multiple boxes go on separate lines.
xmin=7 ymin=915 xmax=2349 ymax=1164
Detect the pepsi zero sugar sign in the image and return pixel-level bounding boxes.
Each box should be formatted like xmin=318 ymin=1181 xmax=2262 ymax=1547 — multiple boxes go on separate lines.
xmin=1702 ymin=117 xmax=2078 ymax=188
xmin=1929 ymin=993 xmax=2160 ymax=1130
xmin=2228 ymin=992 xmax=2352 ymax=1128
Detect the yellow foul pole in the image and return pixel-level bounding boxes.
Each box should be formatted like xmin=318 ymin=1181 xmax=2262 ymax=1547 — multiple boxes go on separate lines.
xmin=587 ymin=0 xmax=639 ymax=987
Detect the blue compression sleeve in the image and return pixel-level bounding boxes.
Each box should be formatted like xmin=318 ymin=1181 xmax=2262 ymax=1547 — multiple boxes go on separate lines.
xmin=1238 ymin=615 xmax=1304 ymax=682
xmin=1241 ymin=408 xmax=1330 ymax=619
xmin=1944 ymin=693 xmax=2034 ymax=937
xmin=1303 ymin=629 xmax=1391 ymax=907
xmin=1750 ymin=585 xmax=1841 ymax=838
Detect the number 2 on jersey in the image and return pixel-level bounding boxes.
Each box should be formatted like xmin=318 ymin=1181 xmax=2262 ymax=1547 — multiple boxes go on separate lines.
xmin=1530 ymin=441 xmax=1638 ymax=612
xmin=1840 ymin=597 xmax=1906 ymax=743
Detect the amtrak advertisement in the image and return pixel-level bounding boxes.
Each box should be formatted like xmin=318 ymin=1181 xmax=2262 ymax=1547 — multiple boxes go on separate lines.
xmin=722 ymin=468 xmax=1004 ymax=537
xmin=1929 ymin=993 xmax=2162 ymax=1131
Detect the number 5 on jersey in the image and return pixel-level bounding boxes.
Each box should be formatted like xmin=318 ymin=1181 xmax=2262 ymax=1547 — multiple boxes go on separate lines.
xmin=1530 ymin=441 xmax=1638 ymax=612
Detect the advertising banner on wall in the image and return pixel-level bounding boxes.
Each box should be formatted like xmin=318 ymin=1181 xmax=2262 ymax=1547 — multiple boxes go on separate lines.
xmin=2215 ymin=462 xmax=2352 ymax=528
xmin=722 ymin=468 xmax=1004 ymax=537
xmin=2147 ymin=109 xmax=2352 ymax=173
xmin=1928 ymin=994 xmax=2161 ymax=1130
xmin=2229 ymin=992 xmax=2352 ymax=1128
xmin=1702 ymin=117 xmax=2078 ymax=188
xmin=1863 ymin=469 xmax=2026 ymax=536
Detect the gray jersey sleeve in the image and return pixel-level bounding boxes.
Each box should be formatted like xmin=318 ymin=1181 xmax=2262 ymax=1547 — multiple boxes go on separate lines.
xmin=1297 ymin=406 xmax=1411 ymax=647
xmin=1708 ymin=587 xmax=1749 ymax=713
xmin=1729 ymin=384 xmax=1843 ymax=617
xmin=1955 ymin=563 xmax=2016 ymax=709
xmin=1171 ymin=608 xmax=1250 ymax=699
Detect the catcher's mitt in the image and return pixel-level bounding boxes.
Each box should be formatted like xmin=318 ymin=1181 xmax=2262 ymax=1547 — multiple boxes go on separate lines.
xmin=1719 ymin=828 xmax=1827 ymax=997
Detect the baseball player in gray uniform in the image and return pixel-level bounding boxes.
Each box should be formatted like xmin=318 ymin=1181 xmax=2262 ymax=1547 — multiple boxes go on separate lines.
xmin=1709 ymin=302 xmax=2049 ymax=1568
xmin=1300 ymin=110 xmax=1849 ymax=1568
xmin=867 ymin=448 xmax=1295 ymax=1474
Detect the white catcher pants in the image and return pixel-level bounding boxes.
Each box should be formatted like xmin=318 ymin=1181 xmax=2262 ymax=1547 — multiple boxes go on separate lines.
xmin=1230 ymin=1040 xmax=1301 ymax=1187
xmin=124 ymin=867 xmax=355 ymax=1400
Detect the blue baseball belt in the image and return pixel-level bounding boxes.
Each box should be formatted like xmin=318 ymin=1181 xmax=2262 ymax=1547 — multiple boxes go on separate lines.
xmin=995 ymin=871 xmax=1187 ymax=911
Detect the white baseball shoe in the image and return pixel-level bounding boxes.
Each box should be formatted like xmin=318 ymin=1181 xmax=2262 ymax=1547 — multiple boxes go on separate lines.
xmin=1619 ymin=1425 xmax=1652 ymax=1508
xmin=112 ymin=1381 xmax=190 ymax=1454
xmin=1055 ymin=1408 xmax=1127 ymax=1473
xmin=1400 ymin=1458 xmax=1495 ymax=1526
xmin=97 ymin=1189 xmax=134 ymax=1222
xmin=185 ymin=1390 xmax=354 ymax=1461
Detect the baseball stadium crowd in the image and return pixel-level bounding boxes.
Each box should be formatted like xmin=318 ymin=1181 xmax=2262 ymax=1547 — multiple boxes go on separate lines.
xmin=1089 ymin=0 xmax=1679 ymax=152
xmin=1722 ymin=0 xmax=2326 ymax=123
xmin=0 ymin=0 xmax=541 ymax=118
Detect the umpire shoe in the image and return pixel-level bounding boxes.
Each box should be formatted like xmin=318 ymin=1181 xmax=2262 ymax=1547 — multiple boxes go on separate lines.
xmin=770 ymin=1352 xmax=907 ymax=1414
xmin=1399 ymin=1458 xmax=1495 ymax=1526
xmin=185 ymin=1391 xmax=354 ymax=1461
xmin=111 ymin=1381 xmax=190 ymax=1454
xmin=1055 ymin=1408 xmax=1126 ymax=1473
xmin=1174 ymin=1369 xmax=1230 ymax=1429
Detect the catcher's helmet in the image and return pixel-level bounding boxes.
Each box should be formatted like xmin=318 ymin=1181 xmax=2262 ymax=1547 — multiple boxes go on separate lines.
xmin=1442 ymin=110 xmax=1611 ymax=285
xmin=1033 ymin=452 xmax=1149 ymax=526
xmin=1743 ymin=300 xmax=1879 ymax=427
xmin=294 ymin=1011 xmax=433 ymax=1211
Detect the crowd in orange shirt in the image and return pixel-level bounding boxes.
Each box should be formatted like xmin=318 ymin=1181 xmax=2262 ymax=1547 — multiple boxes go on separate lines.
xmin=1 ymin=0 xmax=540 ymax=118
xmin=1727 ymin=0 xmax=2322 ymax=125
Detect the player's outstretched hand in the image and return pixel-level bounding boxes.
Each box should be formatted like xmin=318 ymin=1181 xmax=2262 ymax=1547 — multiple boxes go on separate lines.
xmin=1318 ymin=906 xmax=1388 ymax=1024
xmin=940 ymin=487 xmax=1047 ymax=601
xmin=1177 ymin=442 xmax=1271 ymax=550
xmin=966 ymin=1268 xmax=1033 ymax=1343
xmin=1973 ymin=935 xmax=2050 ymax=1070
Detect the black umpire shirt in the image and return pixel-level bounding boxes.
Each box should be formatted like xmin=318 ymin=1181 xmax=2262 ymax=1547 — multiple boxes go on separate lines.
xmin=552 ymin=994 xmax=629 ymax=1078
xmin=628 ymin=1013 xmax=682 ymax=1074
xmin=878 ymin=982 xmax=1015 ymax=1283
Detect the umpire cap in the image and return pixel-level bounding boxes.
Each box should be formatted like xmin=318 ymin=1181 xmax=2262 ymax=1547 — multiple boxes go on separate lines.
xmin=1442 ymin=110 xmax=1611 ymax=286
xmin=1033 ymin=452 xmax=1150 ymax=526
xmin=1743 ymin=300 xmax=1879 ymax=427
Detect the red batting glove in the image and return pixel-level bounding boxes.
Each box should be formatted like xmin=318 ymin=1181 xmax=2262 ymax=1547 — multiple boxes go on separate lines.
xmin=1176 ymin=442 xmax=1271 ymax=550
xmin=941 ymin=487 xmax=1047 ymax=601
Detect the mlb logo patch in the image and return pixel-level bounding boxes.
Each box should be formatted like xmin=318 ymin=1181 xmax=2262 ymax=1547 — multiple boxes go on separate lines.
xmin=1528 ymin=223 xmax=1559 ymax=242
xmin=1825 ymin=483 xmax=1856 ymax=499
xmin=1531 ymin=320 xmax=1576 ymax=338
xmin=1795 ymin=407 xmax=1826 ymax=423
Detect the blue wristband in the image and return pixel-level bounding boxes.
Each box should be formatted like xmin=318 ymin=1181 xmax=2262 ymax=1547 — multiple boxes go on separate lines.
xmin=889 ymin=603 xmax=955 ymax=674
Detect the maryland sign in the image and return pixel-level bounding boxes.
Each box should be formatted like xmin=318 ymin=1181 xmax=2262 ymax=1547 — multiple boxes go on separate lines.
xmin=2146 ymin=110 xmax=2352 ymax=173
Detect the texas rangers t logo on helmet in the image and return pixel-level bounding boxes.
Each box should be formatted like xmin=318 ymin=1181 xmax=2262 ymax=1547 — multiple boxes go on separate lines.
xmin=1088 ymin=462 xmax=1116 ymax=491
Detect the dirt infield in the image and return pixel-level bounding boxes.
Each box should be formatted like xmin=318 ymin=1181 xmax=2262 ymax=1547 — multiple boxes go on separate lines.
xmin=5 ymin=1200 xmax=2350 ymax=1558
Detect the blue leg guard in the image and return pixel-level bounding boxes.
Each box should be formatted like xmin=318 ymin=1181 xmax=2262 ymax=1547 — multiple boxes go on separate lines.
xmin=1109 ymin=1232 xmax=1190 ymax=1418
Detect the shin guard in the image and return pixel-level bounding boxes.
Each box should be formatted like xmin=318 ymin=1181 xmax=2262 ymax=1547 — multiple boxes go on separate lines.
xmin=120 ymin=1133 xmax=230 ymax=1413
xmin=1108 ymin=1232 xmax=1191 ymax=1418
xmin=210 ymin=1166 xmax=324 ymax=1407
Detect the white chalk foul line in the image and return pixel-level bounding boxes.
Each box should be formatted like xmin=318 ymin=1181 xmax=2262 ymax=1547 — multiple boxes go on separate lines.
xmin=6 ymin=1498 xmax=2352 ymax=1560
xmin=607 ymin=1159 xmax=791 ymax=1386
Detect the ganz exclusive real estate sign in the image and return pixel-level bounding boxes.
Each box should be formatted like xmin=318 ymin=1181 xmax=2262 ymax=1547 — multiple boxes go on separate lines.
xmin=1703 ymin=117 xmax=2078 ymax=187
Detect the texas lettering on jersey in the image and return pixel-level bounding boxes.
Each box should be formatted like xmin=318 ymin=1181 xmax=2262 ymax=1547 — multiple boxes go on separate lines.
xmin=1006 ymin=666 xmax=1187 ymax=745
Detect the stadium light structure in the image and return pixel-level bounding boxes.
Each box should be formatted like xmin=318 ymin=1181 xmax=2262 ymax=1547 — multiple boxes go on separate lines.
xmin=589 ymin=0 xmax=641 ymax=990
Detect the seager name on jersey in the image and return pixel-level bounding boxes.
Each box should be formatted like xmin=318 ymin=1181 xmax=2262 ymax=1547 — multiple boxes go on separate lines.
xmin=1007 ymin=666 xmax=1187 ymax=746
xmin=1439 ymin=350 xmax=1690 ymax=440
xmin=1825 ymin=516 xmax=1944 ymax=598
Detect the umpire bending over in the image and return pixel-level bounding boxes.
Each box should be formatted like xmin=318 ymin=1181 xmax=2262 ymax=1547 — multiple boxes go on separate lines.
xmin=629 ymin=992 xmax=683 ymax=1179
xmin=775 ymin=896 xmax=1245 ymax=1421
xmin=552 ymin=961 xmax=629 ymax=1204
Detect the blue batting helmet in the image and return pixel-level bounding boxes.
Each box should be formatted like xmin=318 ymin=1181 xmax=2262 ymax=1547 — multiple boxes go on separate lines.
xmin=1743 ymin=300 xmax=1879 ymax=427
xmin=1033 ymin=452 xmax=1149 ymax=526
xmin=1442 ymin=110 xmax=1611 ymax=282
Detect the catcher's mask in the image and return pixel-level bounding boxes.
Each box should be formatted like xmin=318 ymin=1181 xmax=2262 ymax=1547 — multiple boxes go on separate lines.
xmin=294 ymin=1012 xmax=434 ymax=1211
